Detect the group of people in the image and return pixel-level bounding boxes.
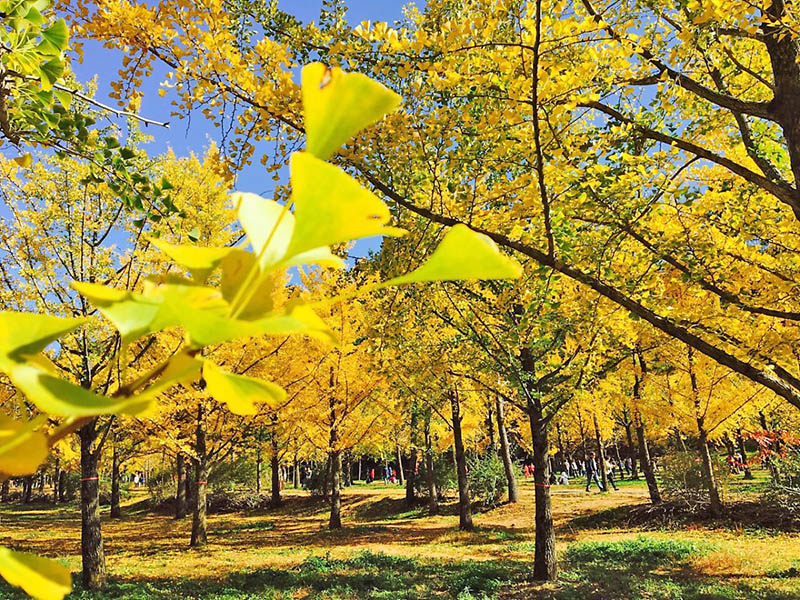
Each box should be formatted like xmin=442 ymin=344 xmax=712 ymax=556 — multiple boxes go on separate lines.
xmin=522 ymin=453 xmax=636 ymax=492
xmin=365 ymin=465 xmax=400 ymax=484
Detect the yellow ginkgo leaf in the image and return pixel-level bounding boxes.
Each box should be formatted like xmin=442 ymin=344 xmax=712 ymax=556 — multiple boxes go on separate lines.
xmin=0 ymin=415 xmax=48 ymax=476
xmin=0 ymin=547 xmax=71 ymax=600
xmin=202 ymin=360 xmax=286 ymax=415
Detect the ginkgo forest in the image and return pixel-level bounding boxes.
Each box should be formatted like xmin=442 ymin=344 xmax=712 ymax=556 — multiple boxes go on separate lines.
xmin=1 ymin=1 xmax=800 ymax=599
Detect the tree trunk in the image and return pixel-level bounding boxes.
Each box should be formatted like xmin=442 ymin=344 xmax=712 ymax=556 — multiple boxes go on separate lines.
xmin=343 ymin=450 xmax=352 ymax=486
xmin=496 ymin=396 xmax=519 ymax=503
xmin=190 ymin=404 xmax=208 ymax=548
xmin=593 ymin=413 xmax=608 ymax=491
xmin=79 ymin=421 xmax=106 ymax=590
xmin=58 ymin=470 xmax=66 ymax=502
xmin=623 ymin=418 xmax=638 ymax=479
xmin=423 ymin=410 xmax=438 ymax=515
xmin=635 ymin=413 xmax=661 ymax=504
xmin=110 ymin=437 xmax=121 ymax=519
xmin=528 ymin=400 xmax=557 ymax=581
xmin=737 ymin=428 xmax=754 ymax=479
xmin=38 ymin=470 xmax=45 ymax=495
xmin=406 ymin=409 xmax=418 ymax=506
xmin=329 ymin=450 xmax=342 ymax=529
xmin=613 ymin=440 xmax=624 ymax=479
xmin=270 ymin=442 xmax=281 ymax=507
xmin=22 ymin=476 xmax=32 ymax=503
xmin=688 ymin=347 xmax=723 ymax=516
xmin=52 ymin=458 xmax=60 ymax=504
xmin=450 ymin=389 xmax=473 ymax=531
xmin=293 ymin=452 xmax=300 ymax=488
xmin=175 ymin=453 xmax=187 ymax=519
xmin=486 ymin=400 xmax=496 ymax=453
xmin=396 ymin=443 xmax=404 ymax=485
xmin=256 ymin=445 xmax=262 ymax=494
xmin=1 ymin=480 xmax=8 ymax=502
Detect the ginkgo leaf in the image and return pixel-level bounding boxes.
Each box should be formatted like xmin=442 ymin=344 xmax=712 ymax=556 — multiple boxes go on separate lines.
xmin=0 ymin=547 xmax=71 ymax=600
xmin=302 ymin=62 xmax=401 ymax=160
xmin=202 ymin=360 xmax=285 ymax=415
xmin=13 ymin=153 xmax=33 ymax=168
xmin=0 ymin=415 xmax=48 ymax=476
xmin=148 ymin=238 xmax=233 ymax=282
xmin=6 ymin=363 xmax=152 ymax=416
xmin=72 ymin=282 xmax=159 ymax=342
xmin=254 ymin=303 xmax=338 ymax=345
xmin=233 ymin=192 xmax=294 ymax=270
xmin=0 ymin=312 xmax=87 ymax=361
xmin=385 ymin=224 xmax=523 ymax=285
xmin=286 ymin=152 xmax=405 ymax=258
xmin=37 ymin=18 xmax=69 ymax=54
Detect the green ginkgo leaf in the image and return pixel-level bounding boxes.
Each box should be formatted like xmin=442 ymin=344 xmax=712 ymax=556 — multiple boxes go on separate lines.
xmin=0 ymin=547 xmax=71 ymax=600
xmin=0 ymin=415 xmax=48 ymax=476
xmin=148 ymin=238 xmax=233 ymax=282
xmin=0 ymin=312 xmax=87 ymax=361
xmin=302 ymin=62 xmax=401 ymax=160
xmin=72 ymin=282 xmax=160 ymax=342
xmin=286 ymin=152 xmax=405 ymax=258
xmin=203 ymin=360 xmax=286 ymax=415
xmin=37 ymin=18 xmax=69 ymax=54
xmin=385 ymin=225 xmax=523 ymax=285
xmin=7 ymin=363 xmax=152 ymax=416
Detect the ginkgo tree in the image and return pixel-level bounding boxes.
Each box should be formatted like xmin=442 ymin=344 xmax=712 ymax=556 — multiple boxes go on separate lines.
xmin=0 ymin=62 xmax=521 ymax=600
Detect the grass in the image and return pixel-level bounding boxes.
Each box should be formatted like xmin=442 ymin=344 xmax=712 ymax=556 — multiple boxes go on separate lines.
xmin=0 ymin=467 xmax=798 ymax=599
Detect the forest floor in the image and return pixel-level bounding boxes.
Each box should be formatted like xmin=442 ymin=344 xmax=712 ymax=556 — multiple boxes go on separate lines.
xmin=1 ymin=470 xmax=799 ymax=599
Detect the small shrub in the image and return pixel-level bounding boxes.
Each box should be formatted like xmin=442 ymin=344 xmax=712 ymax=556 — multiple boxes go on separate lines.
xmin=762 ymin=445 xmax=800 ymax=518
xmin=414 ymin=453 xmax=457 ymax=500
xmin=565 ymin=535 xmax=708 ymax=570
xmin=660 ymin=451 xmax=730 ymax=507
xmin=209 ymin=456 xmax=258 ymax=493
xmin=466 ymin=453 xmax=509 ymax=507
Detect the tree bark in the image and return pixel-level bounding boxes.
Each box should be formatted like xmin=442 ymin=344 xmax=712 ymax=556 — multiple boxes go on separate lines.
xmin=593 ymin=413 xmax=609 ymax=491
xmin=329 ymin=450 xmax=342 ymax=529
xmin=423 ymin=410 xmax=438 ymax=515
xmin=270 ymin=442 xmax=281 ymax=506
xmin=190 ymin=404 xmax=208 ymax=547
xmin=496 ymin=396 xmax=518 ymax=502
xmin=1 ymin=480 xmax=8 ymax=502
xmin=175 ymin=453 xmax=187 ymax=519
xmin=635 ymin=413 xmax=661 ymax=504
xmin=450 ymin=389 xmax=473 ymax=531
xmin=528 ymin=400 xmax=557 ymax=581
xmin=22 ymin=476 xmax=32 ymax=503
xmin=396 ymin=443 xmax=404 ymax=485
xmin=52 ymin=458 xmax=60 ymax=504
xmin=58 ymin=470 xmax=66 ymax=503
xmin=687 ymin=348 xmax=723 ymax=516
xmin=293 ymin=451 xmax=300 ymax=488
xmin=737 ymin=428 xmax=754 ymax=479
xmin=110 ymin=436 xmax=121 ymax=519
xmin=256 ymin=445 xmax=262 ymax=494
xmin=343 ymin=450 xmax=352 ymax=486
xmin=623 ymin=415 xmax=638 ymax=478
xmin=79 ymin=420 xmax=106 ymax=590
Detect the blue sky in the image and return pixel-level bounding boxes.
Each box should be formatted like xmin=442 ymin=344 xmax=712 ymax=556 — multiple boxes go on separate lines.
xmin=69 ymin=1 xmax=413 ymax=259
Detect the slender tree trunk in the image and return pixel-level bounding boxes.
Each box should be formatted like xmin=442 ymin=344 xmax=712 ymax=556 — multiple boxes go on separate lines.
xmin=486 ymin=400 xmax=496 ymax=453
xmin=633 ymin=351 xmax=661 ymax=504
xmin=1 ymin=480 xmax=9 ymax=502
xmin=38 ymin=471 xmax=45 ymax=495
xmin=623 ymin=417 xmax=638 ymax=479
xmin=496 ymin=396 xmax=519 ymax=502
xmin=271 ymin=445 xmax=281 ymax=506
xmin=423 ymin=410 xmax=438 ymax=515
xmin=110 ymin=437 xmax=121 ymax=519
xmin=450 ymin=389 xmax=473 ymax=531
xmin=22 ymin=476 xmax=32 ymax=503
xmin=293 ymin=451 xmax=300 ymax=488
xmin=613 ymin=440 xmax=624 ymax=479
xmin=344 ymin=450 xmax=352 ymax=486
xmin=528 ymin=400 xmax=557 ymax=581
xmin=52 ymin=458 xmax=60 ymax=504
xmin=329 ymin=450 xmax=342 ymax=529
xmin=79 ymin=421 xmax=106 ymax=590
xmin=737 ymin=428 xmax=754 ymax=479
xmin=396 ymin=443 xmax=404 ymax=485
xmin=175 ymin=453 xmax=187 ymax=519
xmin=190 ymin=404 xmax=208 ymax=548
xmin=406 ymin=409 xmax=418 ymax=506
xmin=256 ymin=445 xmax=262 ymax=494
xmin=593 ymin=413 xmax=608 ymax=491
xmin=687 ymin=348 xmax=723 ymax=516
xmin=58 ymin=470 xmax=66 ymax=502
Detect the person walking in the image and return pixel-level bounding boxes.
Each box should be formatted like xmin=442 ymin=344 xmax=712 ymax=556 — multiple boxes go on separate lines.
xmin=585 ymin=452 xmax=605 ymax=492
xmin=605 ymin=458 xmax=619 ymax=491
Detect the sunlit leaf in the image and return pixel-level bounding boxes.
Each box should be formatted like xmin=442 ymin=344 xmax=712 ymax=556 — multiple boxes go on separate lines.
xmin=148 ymin=238 xmax=233 ymax=282
xmin=13 ymin=153 xmax=33 ymax=168
xmin=38 ymin=18 xmax=69 ymax=54
xmin=0 ymin=415 xmax=48 ymax=476
xmin=286 ymin=152 xmax=405 ymax=258
xmin=234 ymin=192 xmax=294 ymax=270
xmin=0 ymin=312 xmax=87 ymax=361
xmin=302 ymin=62 xmax=401 ymax=160
xmin=72 ymin=282 xmax=159 ymax=342
xmin=254 ymin=303 xmax=338 ymax=345
xmin=202 ymin=360 xmax=285 ymax=415
xmin=0 ymin=547 xmax=71 ymax=600
xmin=385 ymin=225 xmax=523 ymax=285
